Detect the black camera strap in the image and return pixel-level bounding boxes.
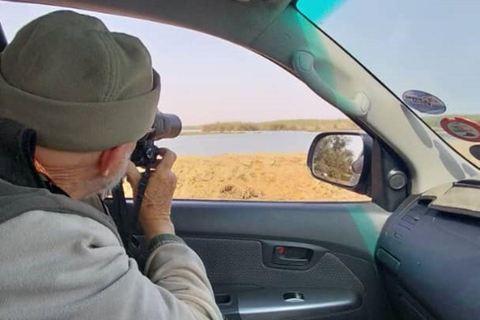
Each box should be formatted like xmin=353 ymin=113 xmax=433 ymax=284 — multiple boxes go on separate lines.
xmin=133 ymin=163 xmax=152 ymax=225
xmin=111 ymin=165 xmax=152 ymax=268
xmin=111 ymin=118 xmax=177 ymax=269
xmin=111 ymin=184 xmax=128 ymax=247
xmin=126 ymin=165 xmax=152 ymax=265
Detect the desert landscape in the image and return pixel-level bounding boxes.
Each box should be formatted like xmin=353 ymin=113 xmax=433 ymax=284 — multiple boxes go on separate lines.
xmin=124 ymin=152 xmax=369 ymax=202
xmin=122 ymin=115 xmax=479 ymax=201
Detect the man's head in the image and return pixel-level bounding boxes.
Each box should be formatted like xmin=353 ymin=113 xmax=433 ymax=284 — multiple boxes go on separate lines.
xmin=34 ymin=142 xmax=136 ymax=198
xmin=0 ymin=10 xmax=160 ymax=197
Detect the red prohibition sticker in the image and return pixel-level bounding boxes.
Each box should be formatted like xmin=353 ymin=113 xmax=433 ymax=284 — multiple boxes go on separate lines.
xmin=440 ymin=117 xmax=480 ymax=142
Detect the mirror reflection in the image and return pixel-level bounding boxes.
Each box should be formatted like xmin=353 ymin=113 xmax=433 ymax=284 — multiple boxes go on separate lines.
xmin=311 ymin=134 xmax=364 ymax=187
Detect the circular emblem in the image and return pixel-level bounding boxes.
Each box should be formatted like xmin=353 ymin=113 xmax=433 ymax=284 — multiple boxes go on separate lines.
xmin=402 ymin=90 xmax=446 ymax=114
xmin=440 ymin=117 xmax=480 ymax=142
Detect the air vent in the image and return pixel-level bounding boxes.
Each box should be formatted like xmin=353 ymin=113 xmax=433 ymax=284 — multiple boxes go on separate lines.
xmin=417 ymin=198 xmax=433 ymax=206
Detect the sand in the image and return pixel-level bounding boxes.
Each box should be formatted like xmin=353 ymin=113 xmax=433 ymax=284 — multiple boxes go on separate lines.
xmin=123 ymin=153 xmax=369 ymax=202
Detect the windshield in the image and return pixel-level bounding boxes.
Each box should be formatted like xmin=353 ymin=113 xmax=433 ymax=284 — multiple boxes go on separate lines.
xmin=297 ymin=0 xmax=480 ymax=168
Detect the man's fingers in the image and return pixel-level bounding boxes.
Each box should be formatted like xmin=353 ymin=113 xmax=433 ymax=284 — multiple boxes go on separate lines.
xmin=157 ymin=148 xmax=177 ymax=170
xmin=125 ymin=161 xmax=141 ymax=187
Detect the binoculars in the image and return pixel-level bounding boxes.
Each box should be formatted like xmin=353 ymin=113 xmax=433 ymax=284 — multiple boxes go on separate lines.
xmin=130 ymin=112 xmax=182 ymax=167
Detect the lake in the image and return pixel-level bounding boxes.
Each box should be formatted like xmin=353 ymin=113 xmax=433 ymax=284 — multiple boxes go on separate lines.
xmin=157 ymin=131 xmax=320 ymax=156
xmin=157 ymin=130 xmax=458 ymax=156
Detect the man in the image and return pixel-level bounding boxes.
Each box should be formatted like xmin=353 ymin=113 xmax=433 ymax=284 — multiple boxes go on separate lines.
xmin=0 ymin=10 xmax=222 ymax=320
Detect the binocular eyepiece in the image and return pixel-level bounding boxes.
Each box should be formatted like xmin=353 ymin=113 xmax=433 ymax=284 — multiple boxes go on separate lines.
xmin=130 ymin=112 xmax=182 ymax=167
xmin=147 ymin=113 xmax=182 ymax=141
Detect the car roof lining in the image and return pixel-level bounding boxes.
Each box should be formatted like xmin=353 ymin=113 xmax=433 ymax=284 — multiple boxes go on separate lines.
xmin=12 ymin=0 xmax=292 ymax=47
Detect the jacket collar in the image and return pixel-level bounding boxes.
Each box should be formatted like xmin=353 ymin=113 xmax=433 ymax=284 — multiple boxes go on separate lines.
xmin=0 ymin=117 xmax=65 ymax=195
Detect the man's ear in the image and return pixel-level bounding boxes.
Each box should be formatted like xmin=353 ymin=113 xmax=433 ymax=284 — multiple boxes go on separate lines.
xmin=98 ymin=143 xmax=133 ymax=177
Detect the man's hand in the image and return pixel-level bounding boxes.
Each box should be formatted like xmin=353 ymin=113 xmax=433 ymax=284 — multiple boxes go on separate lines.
xmin=126 ymin=148 xmax=177 ymax=241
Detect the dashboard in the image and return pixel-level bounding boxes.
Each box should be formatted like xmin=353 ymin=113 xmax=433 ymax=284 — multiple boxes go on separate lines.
xmin=376 ymin=196 xmax=480 ymax=320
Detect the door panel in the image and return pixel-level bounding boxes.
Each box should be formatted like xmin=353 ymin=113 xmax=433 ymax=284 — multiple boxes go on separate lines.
xmin=184 ymin=238 xmax=363 ymax=291
xmin=173 ymin=201 xmax=387 ymax=261
xmin=169 ymin=200 xmax=392 ymax=320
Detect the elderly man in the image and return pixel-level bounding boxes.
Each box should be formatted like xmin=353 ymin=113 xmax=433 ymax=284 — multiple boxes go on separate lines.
xmin=0 ymin=10 xmax=221 ymax=320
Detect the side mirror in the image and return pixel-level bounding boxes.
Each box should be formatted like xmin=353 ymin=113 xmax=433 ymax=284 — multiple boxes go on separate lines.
xmin=307 ymin=132 xmax=372 ymax=191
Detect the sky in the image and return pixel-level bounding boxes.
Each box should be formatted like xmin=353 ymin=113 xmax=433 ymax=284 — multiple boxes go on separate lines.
xmin=298 ymin=0 xmax=480 ymax=115
xmin=2 ymin=1 xmax=476 ymax=127
xmin=0 ymin=1 xmax=344 ymax=126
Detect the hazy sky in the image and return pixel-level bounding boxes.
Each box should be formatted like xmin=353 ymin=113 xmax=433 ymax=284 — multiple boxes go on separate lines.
xmin=2 ymin=1 xmax=476 ymax=127
xmin=0 ymin=1 xmax=344 ymax=126
xmin=298 ymin=0 xmax=479 ymax=115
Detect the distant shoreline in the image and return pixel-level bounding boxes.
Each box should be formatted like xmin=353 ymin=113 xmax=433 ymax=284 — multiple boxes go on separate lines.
xmin=182 ymin=119 xmax=359 ymax=135
xmin=180 ymin=129 xmax=361 ymax=136
xmin=183 ymin=115 xmax=480 ymax=134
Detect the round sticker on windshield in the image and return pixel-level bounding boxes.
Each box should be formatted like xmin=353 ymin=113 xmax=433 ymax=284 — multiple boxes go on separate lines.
xmin=402 ymin=90 xmax=446 ymax=114
xmin=440 ymin=117 xmax=480 ymax=142
xmin=470 ymin=145 xmax=480 ymax=161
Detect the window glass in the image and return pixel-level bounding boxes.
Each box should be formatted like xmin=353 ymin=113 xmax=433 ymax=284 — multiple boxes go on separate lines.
xmin=1 ymin=2 xmax=370 ymax=202
xmin=297 ymin=0 xmax=480 ymax=168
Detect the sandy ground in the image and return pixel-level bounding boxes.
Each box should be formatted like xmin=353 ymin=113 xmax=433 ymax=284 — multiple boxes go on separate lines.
xmin=122 ymin=144 xmax=480 ymax=202
xmin=124 ymin=153 xmax=369 ymax=202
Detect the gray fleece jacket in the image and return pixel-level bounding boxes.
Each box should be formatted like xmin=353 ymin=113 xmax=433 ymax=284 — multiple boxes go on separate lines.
xmin=0 ymin=118 xmax=222 ymax=320
xmin=0 ymin=209 xmax=222 ymax=320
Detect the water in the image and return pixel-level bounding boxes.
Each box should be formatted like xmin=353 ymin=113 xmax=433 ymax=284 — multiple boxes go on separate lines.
xmin=157 ymin=131 xmax=320 ymax=156
xmin=157 ymin=130 xmax=460 ymax=157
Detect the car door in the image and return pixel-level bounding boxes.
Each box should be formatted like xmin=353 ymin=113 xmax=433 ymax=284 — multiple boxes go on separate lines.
xmin=112 ymin=130 xmax=403 ymax=320
xmin=1 ymin=2 xmax=406 ymax=320
xmin=158 ymin=125 xmax=410 ymax=320
xmin=0 ymin=5 xmax=396 ymax=320
xmin=171 ymin=196 xmax=394 ymax=320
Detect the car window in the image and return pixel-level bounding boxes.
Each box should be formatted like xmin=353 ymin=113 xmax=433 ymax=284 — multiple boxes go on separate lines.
xmin=1 ymin=1 xmax=370 ymax=202
xmin=297 ymin=0 xmax=480 ymax=169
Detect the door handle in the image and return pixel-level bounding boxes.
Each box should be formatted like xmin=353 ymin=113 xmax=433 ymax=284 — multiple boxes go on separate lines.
xmin=272 ymin=246 xmax=312 ymax=266
xmin=262 ymin=241 xmax=327 ymax=270
xmin=274 ymin=255 xmax=309 ymax=266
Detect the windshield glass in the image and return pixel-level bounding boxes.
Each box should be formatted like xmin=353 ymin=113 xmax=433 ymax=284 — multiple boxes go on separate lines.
xmin=297 ymin=0 xmax=480 ymax=168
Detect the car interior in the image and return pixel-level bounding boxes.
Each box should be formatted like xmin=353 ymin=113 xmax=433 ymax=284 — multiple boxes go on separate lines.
xmin=2 ymin=1 xmax=480 ymax=320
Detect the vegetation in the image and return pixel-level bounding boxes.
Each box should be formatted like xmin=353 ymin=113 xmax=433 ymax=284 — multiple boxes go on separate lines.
xmin=183 ymin=114 xmax=480 ymax=134
xmin=422 ymin=114 xmax=480 ymax=129
xmin=182 ymin=125 xmax=202 ymax=130
xmin=312 ymin=135 xmax=355 ymax=184
xmin=201 ymin=119 xmax=358 ymax=133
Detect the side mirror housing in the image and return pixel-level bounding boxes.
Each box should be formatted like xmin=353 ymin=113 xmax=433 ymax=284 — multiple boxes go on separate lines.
xmin=307 ymin=132 xmax=372 ymax=195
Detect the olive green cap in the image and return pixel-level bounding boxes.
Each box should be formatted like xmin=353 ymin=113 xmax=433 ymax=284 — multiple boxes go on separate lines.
xmin=0 ymin=10 xmax=160 ymax=151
